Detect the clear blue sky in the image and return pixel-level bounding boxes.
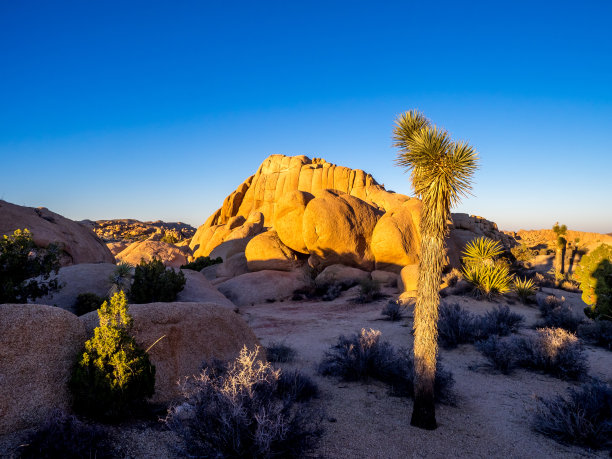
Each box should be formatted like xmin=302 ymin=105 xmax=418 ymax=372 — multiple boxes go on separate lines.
xmin=1 ymin=1 xmax=611 ymax=232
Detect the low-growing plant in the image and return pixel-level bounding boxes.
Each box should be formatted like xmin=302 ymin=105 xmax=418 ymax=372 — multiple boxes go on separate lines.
xmin=463 ymin=264 xmax=513 ymax=300
xmin=319 ymin=328 xmax=454 ymax=403
xmin=70 ymin=291 xmax=156 ymax=420
xmin=536 ymin=295 xmax=583 ymax=333
xmin=381 ymin=300 xmax=405 ymax=321
xmin=514 ymin=277 xmax=537 ymax=304
xmin=355 ymin=278 xmax=383 ymax=303
xmin=0 ymin=228 xmax=61 ymax=303
xmin=107 ymin=262 xmax=132 ymax=297
xmin=533 ymin=381 xmax=612 ymax=449
xmin=477 ymin=328 xmax=588 ymax=380
xmin=511 ymin=243 xmax=535 ymax=264
xmin=18 ymin=411 xmax=112 ymax=459
xmin=437 ymin=303 xmax=524 ymax=349
xmin=160 ymin=231 xmax=179 ymax=244
xmin=442 ymin=268 xmax=462 ymax=287
xmin=462 ymin=236 xmax=504 ymax=266
xmin=165 ymin=346 xmax=322 ymax=458
xmin=74 ymin=292 xmax=108 ymax=316
xmin=130 ymin=257 xmax=185 ymax=303
xmin=265 ymin=342 xmax=297 ymax=363
xmin=180 ymin=256 xmax=223 ymax=271
xmin=578 ymin=320 xmax=612 ymax=351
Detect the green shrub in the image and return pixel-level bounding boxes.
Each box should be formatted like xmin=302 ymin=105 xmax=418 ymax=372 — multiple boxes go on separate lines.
xmin=575 ymin=244 xmax=612 ymax=320
xmin=107 ymin=262 xmax=132 ymax=297
xmin=462 ymin=237 xmax=513 ymax=300
xmin=160 ymin=231 xmax=179 ymax=244
xmin=130 ymin=258 xmax=185 ymax=303
xmin=514 ymin=277 xmax=537 ymax=304
xmin=355 ymin=278 xmax=383 ymax=303
xmin=74 ymin=293 xmax=108 ymax=316
xmin=180 ymin=256 xmax=223 ymax=271
xmin=70 ymin=292 xmax=155 ymax=420
xmin=511 ymin=243 xmax=534 ymax=264
xmin=265 ymin=342 xmax=297 ymax=363
xmin=0 ymin=228 xmax=61 ymax=303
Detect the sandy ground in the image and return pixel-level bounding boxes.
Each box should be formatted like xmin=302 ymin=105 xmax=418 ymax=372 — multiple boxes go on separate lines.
xmin=2 ymin=286 xmax=610 ymax=458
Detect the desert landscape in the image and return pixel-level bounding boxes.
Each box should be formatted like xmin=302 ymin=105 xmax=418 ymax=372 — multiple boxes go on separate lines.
xmin=1 ymin=3 xmax=611 ymax=458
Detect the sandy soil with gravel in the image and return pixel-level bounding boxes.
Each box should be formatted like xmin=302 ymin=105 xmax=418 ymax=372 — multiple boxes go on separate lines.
xmin=2 ymin=286 xmax=610 ymax=458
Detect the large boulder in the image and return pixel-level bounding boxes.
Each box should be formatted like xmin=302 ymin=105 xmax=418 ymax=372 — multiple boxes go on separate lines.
xmin=217 ymin=270 xmax=310 ymax=306
xmin=106 ymin=241 xmax=129 ymax=256
xmin=303 ymin=190 xmax=381 ymax=270
xmin=176 ymin=270 xmax=236 ymax=309
xmin=398 ymin=264 xmax=419 ymax=293
xmin=192 ymin=213 xmax=264 ymax=259
xmin=30 ymin=263 xmax=117 ymax=312
xmin=213 ymin=252 xmax=249 ymax=279
xmin=80 ymin=303 xmax=259 ymax=404
xmin=116 ymin=240 xmax=191 ymax=268
xmin=245 ymin=230 xmax=302 ymax=272
xmin=0 ymin=200 xmax=114 ymax=266
xmin=273 ymin=190 xmax=314 ymax=254
xmin=371 ymin=270 xmax=399 ymax=287
xmin=0 ymin=304 xmax=86 ymax=434
xmin=371 ymin=200 xmax=421 ymax=273
xmin=314 ymin=264 xmax=370 ymax=288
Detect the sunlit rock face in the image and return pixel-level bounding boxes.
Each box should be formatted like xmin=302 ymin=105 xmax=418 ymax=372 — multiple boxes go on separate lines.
xmin=0 ymin=200 xmax=114 ymax=266
xmin=191 ymin=154 xmax=510 ymax=276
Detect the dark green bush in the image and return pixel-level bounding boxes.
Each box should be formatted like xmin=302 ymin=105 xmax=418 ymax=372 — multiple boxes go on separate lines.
xmin=265 ymin=342 xmax=297 ymax=363
xmin=355 ymin=278 xmax=383 ymax=303
xmin=575 ymin=244 xmax=612 ymax=320
xmin=70 ymin=292 xmax=155 ymax=420
xmin=180 ymin=256 xmax=223 ymax=271
xmin=0 ymin=228 xmax=61 ymax=303
xmin=381 ymin=300 xmax=405 ymax=321
xmin=578 ymin=320 xmax=612 ymax=350
xmin=74 ymin=293 xmax=108 ymax=316
xmin=130 ymin=258 xmax=185 ymax=303
xmin=18 ymin=411 xmax=112 ymax=459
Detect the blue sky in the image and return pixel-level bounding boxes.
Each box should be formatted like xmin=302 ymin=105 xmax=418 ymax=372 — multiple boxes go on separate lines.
xmin=1 ymin=1 xmax=610 ymax=232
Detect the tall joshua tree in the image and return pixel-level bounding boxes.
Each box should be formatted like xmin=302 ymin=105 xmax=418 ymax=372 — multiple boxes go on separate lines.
xmin=552 ymin=222 xmax=568 ymax=277
xmin=393 ymin=110 xmax=478 ymax=429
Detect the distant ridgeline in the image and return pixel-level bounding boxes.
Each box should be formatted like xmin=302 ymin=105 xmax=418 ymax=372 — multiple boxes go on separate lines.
xmin=82 ymin=219 xmax=196 ymax=243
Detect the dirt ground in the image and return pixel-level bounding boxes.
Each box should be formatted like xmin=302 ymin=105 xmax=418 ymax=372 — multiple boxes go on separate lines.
xmin=2 ymin=286 xmax=610 ymax=458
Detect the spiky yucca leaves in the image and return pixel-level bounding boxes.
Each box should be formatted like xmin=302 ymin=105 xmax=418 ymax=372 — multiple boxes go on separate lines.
xmin=463 ymin=264 xmax=513 ymax=300
xmin=514 ymin=277 xmax=537 ymax=303
xmin=462 ymin=237 xmax=504 ymax=267
xmin=394 ymin=109 xmax=478 ymax=430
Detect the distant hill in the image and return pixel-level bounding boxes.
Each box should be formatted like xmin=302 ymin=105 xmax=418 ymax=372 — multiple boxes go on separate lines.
xmin=503 ymin=228 xmax=612 ymax=251
xmin=81 ymin=219 xmax=195 ymax=243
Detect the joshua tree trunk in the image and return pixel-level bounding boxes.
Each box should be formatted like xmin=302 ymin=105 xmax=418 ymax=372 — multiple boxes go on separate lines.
xmin=411 ymin=232 xmax=443 ymax=430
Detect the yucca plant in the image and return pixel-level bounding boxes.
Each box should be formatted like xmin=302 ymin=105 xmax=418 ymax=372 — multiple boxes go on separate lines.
xmin=463 ymin=264 xmax=513 ymax=300
xmin=462 ymin=237 xmax=504 ymax=267
xmin=514 ymin=277 xmax=537 ymax=304
xmin=394 ymin=110 xmax=478 ymax=429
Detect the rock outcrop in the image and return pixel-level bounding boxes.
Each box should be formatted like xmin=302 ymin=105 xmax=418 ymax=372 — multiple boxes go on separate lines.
xmin=217 ymin=270 xmax=310 ymax=306
xmin=80 ymin=303 xmax=258 ymax=403
xmin=0 ymin=304 xmax=86 ymax=434
xmin=86 ymin=219 xmax=195 ymax=243
xmin=245 ymin=230 xmax=303 ymax=272
xmin=0 ymin=200 xmax=114 ymax=266
xmin=116 ymin=240 xmax=191 ymax=268
xmin=314 ymin=264 xmax=370 ymax=288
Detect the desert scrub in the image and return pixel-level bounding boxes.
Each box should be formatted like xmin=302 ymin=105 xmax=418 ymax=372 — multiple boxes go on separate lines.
xmin=355 ymin=278 xmax=383 ymax=303
xmin=319 ymin=328 xmax=454 ymax=402
xmin=130 ymin=257 xmax=185 ymax=303
xmin=18 ymin=411 xmax=112 ymax=459
xmin=536 ymin=295 xmax=583 ymax=333
xmin=442 ymin=268 xmax=462 ymax=287
xmin=265 ymin=341 xmax=297 ymax=363
xmin=575 ymin=243 xmax=612 ymax=319
xmin=381 ymin=300 xmax=405 ymax=321
xmin=180 ymin=255 xmax=223 ymax=271
xmin=533 ymin=381 xmax=612 ymax=449
xmin=0 ymin=228 xmax=61 ymax=303
xmin=477 ymin=328 xmax=588 ymax=380
xmin=510 ymin=243 xmax=535 ymax=265
xmin=514 ymin=277 xmax=537 ymax=304
xmin=437 ymin=303 xmax=524 ymax=349
xmin=70 ymin=291 xmax=155 ymax=420
xmin=165 ymin=346 xmax=322 ymax=458
xmin=74 ymin=292 xmax=108 ymax=316
xmin=578 ymin=320 xmax=612 ymax=351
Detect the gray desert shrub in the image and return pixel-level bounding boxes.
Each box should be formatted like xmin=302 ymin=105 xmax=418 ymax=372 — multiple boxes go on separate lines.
xmin=355 ymin=278 xmax=383 ymax=303
xmin=318 ymin=328 xmax=454 ymax=403
xmin=533 ymin=381 xmax=612 ymax=449
xmin=18 ymin=411 xmax=112 ymax=459
xmin=537 ymin=295 xmax=583 ymax=333
xmin=477 ymin=328 xmax=588 ymax=380
xmin=381 ymin=300 xmax=405 ymax=321
xmin=165 ymin=346 xmax=322 ymax=458
xmin=578 ymin=320 xmax=612 ymax=350
xmin=437 ymin=303 xmax=524 ymax=349
xmin=277 ymin=370 xmax=319 ymax=402
xmin=265 ymin=342 xmax=297 ymax=363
